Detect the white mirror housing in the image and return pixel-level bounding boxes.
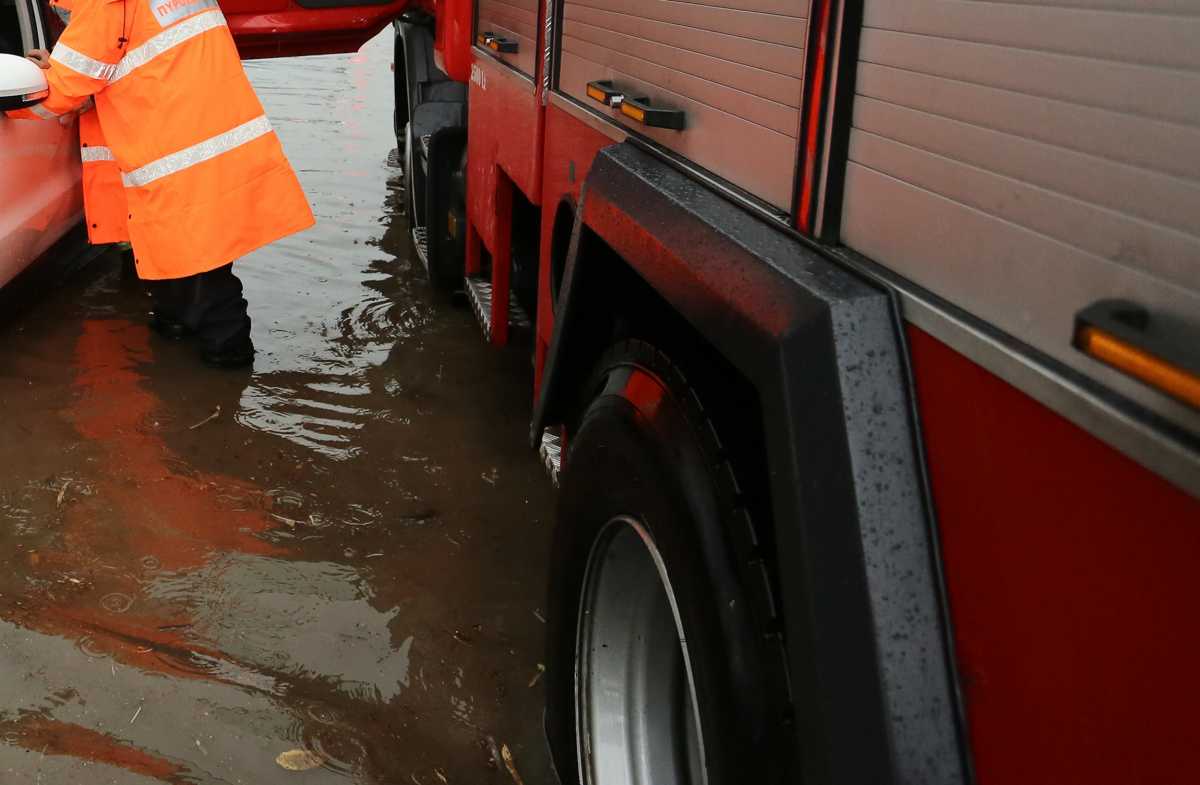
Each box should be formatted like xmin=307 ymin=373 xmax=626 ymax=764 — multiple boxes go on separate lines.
xmin=0 ymin=53 xmax=50 ymax=112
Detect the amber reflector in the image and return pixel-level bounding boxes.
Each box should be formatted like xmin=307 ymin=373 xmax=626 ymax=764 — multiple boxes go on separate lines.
xmin=1076 ymin=325 xmax=1200 ymax=409
xmin=620 ymin=103 xmax=645 ymax=123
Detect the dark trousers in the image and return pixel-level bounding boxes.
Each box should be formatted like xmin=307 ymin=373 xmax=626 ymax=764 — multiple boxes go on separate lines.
xmin=146 ymin=264 xmax=251 ymax=352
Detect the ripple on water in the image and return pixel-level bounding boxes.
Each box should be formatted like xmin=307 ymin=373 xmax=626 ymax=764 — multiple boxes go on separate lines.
xmin=75 ymin=635 xmax=112 ymax=660
xmin=99 ymin=592 xmax=134 ymax=614
xmin=284 ymin=719 xmax=371 ymax=777
xmin=152 ymin=648 xmax=282 ymax=696
xmin=236 ymin=382 xmax=368 ymax=461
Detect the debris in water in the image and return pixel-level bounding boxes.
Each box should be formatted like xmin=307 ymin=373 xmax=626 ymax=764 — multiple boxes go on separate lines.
xmin=276 ymin=749 xmax=324 ymax=771
xmin=501 ymin=744 xmax=525 ymax=785
xmin=533 ymin=609 xmax=546 ymax=624
xmin=270 ymin=513 xmax=304 ymax=528
xmin=434 ymin=769 xmax=448 ymax=783
xmin=188 ymin=405 xmax=221 ymax=431
xmin=56 ymin=480 xmax=70 ymax=507
xmin=528 ymin=663 xmax=545 ymax=688
xmin=129 ymin=705 xmax=142 ymax=725
xmin=485 ymin=736 xmax=501 ymax=770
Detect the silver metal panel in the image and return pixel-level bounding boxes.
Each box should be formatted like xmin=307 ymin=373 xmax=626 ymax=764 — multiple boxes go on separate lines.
xmin=560 ymin=0 xmax=806 ymax=208
xmin=559 ymin=50 xmax=799 ymax=207
xmin=858 ymin=28 xmax=1200 ymax=126
xmin=841 ymin=0 xmax=1200 ymax=449
xmin=567 ymin=5 xmax=804 ymax=77
xmin=565 ymin=21 xmax=802 ymax=106
xmin=568 ymin=0 xmax=805 ymax=46
xmin=478 ymin=0 xmax=538 ymax=76
xmin=854 ymin=63 xmax=1200 ymax=183
xmin=863 ymin=0 xmax=1200 ymax=70
xmin=563 ymin=35 xmax=799 ymax=134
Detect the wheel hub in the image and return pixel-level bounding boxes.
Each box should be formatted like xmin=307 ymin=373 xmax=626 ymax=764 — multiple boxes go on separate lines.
xmin=575 ymin=516 xmax=707 ymax=785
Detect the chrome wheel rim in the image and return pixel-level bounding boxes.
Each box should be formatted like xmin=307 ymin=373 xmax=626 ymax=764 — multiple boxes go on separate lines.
xmin=576 ymin=516 xmax=707 ymax=785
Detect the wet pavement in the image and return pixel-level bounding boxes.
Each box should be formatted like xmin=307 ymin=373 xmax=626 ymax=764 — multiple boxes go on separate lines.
xmin=0 ymin=32 xmax=556 ymax=784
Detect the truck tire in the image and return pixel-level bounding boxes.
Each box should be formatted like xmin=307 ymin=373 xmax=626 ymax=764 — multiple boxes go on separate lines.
xmin=403 ymin=121 xmax=424 ymax=229
xmin=546 ymin=340 xmax=790 ymax=785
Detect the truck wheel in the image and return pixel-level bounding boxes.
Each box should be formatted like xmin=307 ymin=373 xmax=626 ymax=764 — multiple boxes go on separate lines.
xmin=547 ymin=340 xmax=788 ymax=785
xmin=403 ymin=121 xmax=423 ymax=229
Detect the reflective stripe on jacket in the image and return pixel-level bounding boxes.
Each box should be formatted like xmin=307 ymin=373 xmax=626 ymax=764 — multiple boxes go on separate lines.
xmin=7 ymin=0 xmax=314 ymax=279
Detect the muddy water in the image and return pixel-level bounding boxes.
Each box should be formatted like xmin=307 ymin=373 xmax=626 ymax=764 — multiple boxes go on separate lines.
xmin=0 ymin=32 xmax=556 ymax=784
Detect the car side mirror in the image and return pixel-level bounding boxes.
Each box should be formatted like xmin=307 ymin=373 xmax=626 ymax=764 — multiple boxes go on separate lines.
xmin=0 ymin=53 xmax=50 ymax=112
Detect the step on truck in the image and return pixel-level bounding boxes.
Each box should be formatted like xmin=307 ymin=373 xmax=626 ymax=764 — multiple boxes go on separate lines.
xmin=218 ymin=0 xmax=1200 ymax=782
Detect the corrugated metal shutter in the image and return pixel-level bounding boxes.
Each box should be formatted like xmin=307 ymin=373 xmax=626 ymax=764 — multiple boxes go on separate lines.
xmin=840 ymin=0 xmax=1200 ymax=432
xmin=558 ymin=0 xmax=807 ymax=208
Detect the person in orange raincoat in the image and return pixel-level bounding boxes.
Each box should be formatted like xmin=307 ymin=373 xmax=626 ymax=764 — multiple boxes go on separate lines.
xmin=29 ymin=0 xmax=130 ymax=247
xmin=9 ymin=0 xmax=315 ymax=366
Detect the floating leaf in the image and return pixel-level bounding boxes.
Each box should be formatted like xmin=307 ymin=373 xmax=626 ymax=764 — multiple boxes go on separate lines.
xmin=276 ymin=749 xmax=324 ymax=771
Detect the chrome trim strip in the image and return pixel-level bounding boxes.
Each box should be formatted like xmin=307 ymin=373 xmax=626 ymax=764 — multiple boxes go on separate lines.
xmin=111 ymin=9 xmax=226 ymax=83
xmin=541 ymin=0 xmax=553 ymax=102
xmin=51 ymin=42 xmax=117 ymax=81
xmin=832 ymin=248 xmax=1200 ymax=501
xmin=122 ymin=115 xmax=271 ymax=187
xmin=81 ymin=145 xmax=114 ymax=162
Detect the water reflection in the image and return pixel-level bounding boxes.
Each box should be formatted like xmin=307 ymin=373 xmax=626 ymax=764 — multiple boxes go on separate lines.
xmin=0 ymin=30 xmax=553 ymax=785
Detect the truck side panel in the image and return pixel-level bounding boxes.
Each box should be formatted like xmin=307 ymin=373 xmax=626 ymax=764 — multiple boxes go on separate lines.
xmin=467 ymin=55 xmax=543 ymax=258
xmin=838 ymin=0 xmax=1200 ymax=438
xmin=556 ymin=0 xmax=807 ymax=209
xmin=909 ymin=325 xmax=1200 ymax=785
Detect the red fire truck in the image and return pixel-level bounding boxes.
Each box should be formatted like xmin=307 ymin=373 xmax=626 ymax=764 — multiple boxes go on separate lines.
xmin=229 ymin=0 xmax=1200 ymax=782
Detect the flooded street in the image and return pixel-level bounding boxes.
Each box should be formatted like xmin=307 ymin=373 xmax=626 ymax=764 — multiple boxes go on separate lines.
xmin=0 ymin=31 xmax=556 ymax=785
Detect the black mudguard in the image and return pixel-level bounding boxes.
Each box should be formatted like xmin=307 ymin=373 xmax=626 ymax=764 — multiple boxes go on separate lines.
xmin=534 ymin=143 xmax=971 ymax=785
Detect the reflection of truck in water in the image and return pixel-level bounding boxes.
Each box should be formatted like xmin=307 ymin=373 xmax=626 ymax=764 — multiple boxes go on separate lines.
xmin=5 ymin=0 xmax=1199 ymax=781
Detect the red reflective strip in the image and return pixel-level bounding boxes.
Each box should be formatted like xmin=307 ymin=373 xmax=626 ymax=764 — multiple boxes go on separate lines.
xmin=797 ymin=0 xmax=833 ymax=233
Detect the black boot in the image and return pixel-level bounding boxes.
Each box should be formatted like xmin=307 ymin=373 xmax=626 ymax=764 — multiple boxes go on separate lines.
xmin=148 ymin=310 xmax=191 ymax=340
xmin=200 ymin=333 xmax=255 ymax=368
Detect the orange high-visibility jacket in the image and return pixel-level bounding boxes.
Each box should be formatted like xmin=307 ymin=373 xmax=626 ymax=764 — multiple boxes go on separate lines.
xmin=45 ymin=0 xmax=129 ymax=244
xmin=8 ymin=0 xmax=314 ymax=279
xmin=78 ymin=106 xmax=130 ymax=243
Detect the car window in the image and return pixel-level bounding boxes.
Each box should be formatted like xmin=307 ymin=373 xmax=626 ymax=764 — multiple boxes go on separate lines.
xmin=0 ymin=0 xmax=23 ymax=55
xmin=40 ymin=0 xmax=63 ymax=44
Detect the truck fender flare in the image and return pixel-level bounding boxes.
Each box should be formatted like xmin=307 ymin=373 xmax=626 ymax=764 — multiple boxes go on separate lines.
xmin=533 ymin=142 xmax=971 ymax=785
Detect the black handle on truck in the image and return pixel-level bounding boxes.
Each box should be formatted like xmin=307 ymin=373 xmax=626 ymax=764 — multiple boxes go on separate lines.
xmin=585 ymin=80 xmax=685 ymax=130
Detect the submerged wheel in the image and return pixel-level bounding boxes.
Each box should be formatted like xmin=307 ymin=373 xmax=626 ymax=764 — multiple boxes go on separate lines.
xmin=547 ymin=340 xmax=790 ymax=785
xmin=403 ymin=121 xmax=424 ymax=229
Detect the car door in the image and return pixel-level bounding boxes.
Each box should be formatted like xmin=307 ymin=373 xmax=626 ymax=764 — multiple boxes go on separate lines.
xmin=0 ymin=0 xmax=81 ymax=288
xmin=221 ymin=0 xmax=417 ymax=59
